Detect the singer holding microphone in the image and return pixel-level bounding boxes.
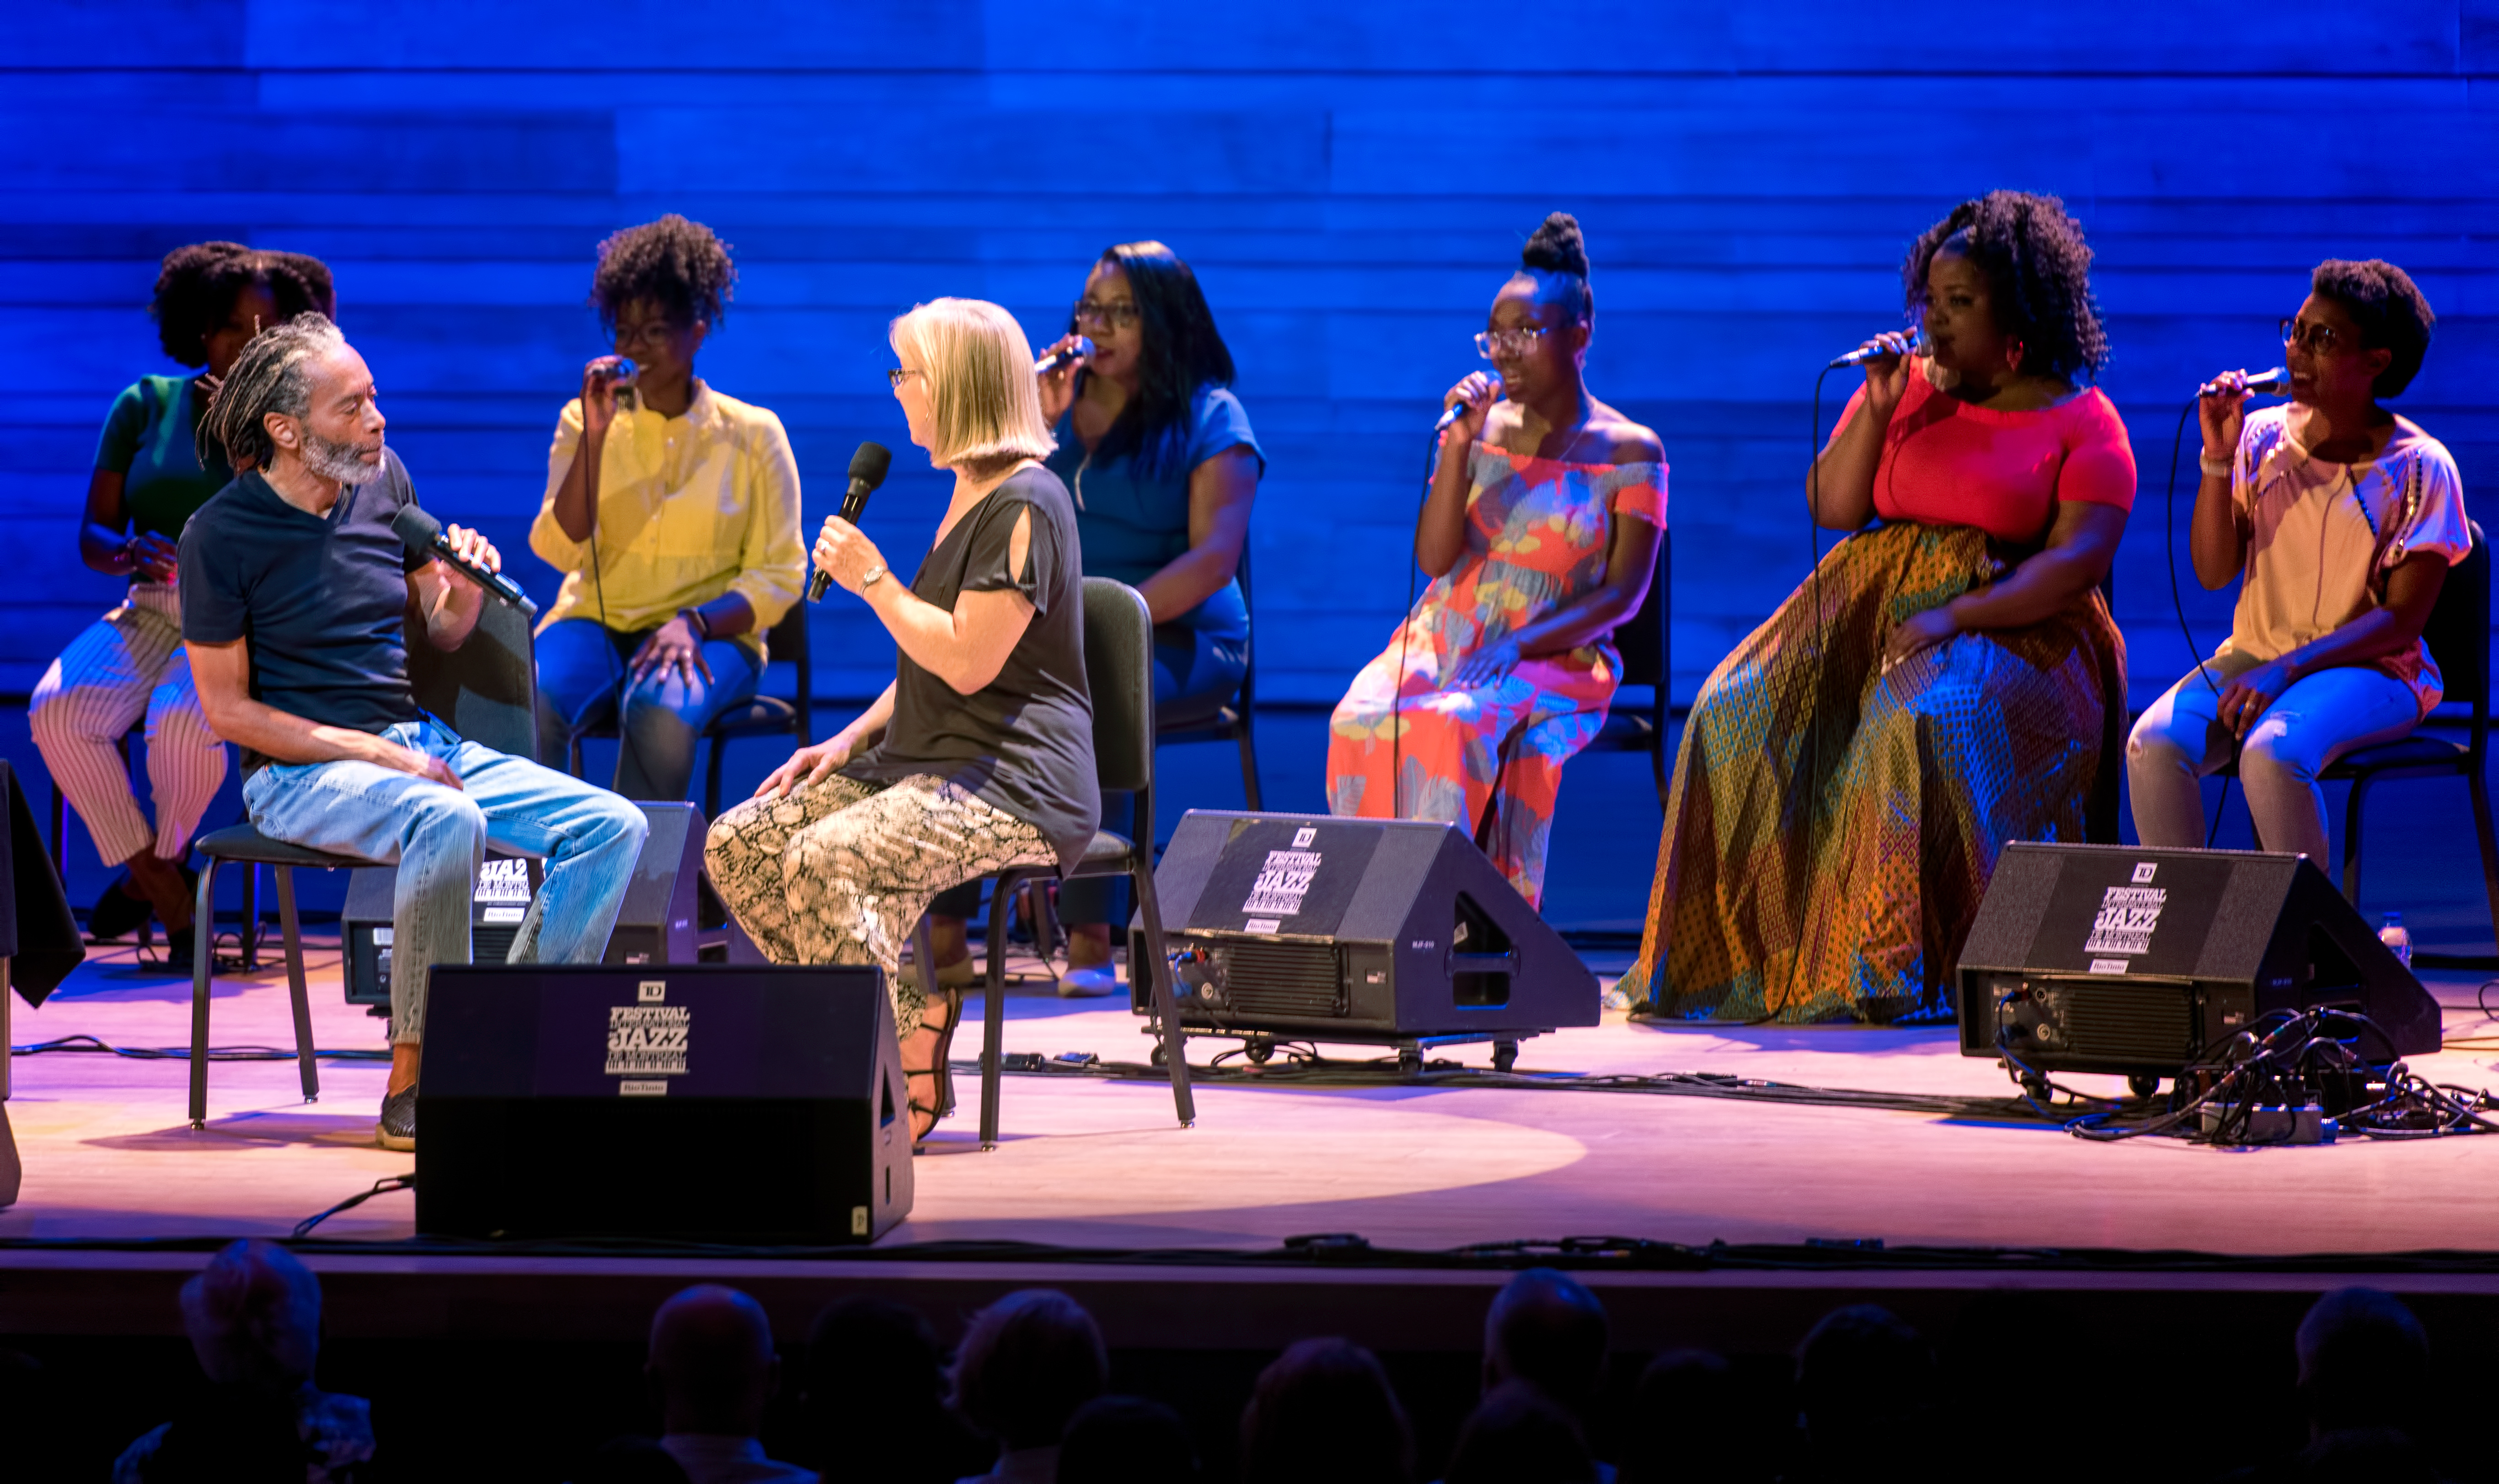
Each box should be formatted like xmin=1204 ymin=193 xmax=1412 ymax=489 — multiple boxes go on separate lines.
xmin=921 ymin=240 xmax=1262 ymax=996
xmin=180 ymin=315 xmax=647 ymax=1150
xmin=705 ymin=299 xmax=1097 ymax=1144
xmin=2128 ymin=261 xmax=2464 ymax=856
xmin=1621 ymin=191 xmax=2133 ymax=1025
xmin=1325 ymin=214 xmax=1664 ymax=907
xmin=529 ymin=215 xmax=807 ymax=802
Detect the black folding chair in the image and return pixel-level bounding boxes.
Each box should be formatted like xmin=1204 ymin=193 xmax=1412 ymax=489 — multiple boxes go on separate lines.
xmin=565 ymin=606 xmax=813 ymax=818
xmin=909 ymin=578 xmax=1196 ymax=1149
xmin=2310 ymin=520 xmax=2499 ymax=933
xmin=1582 ymin=529 xmax=1672 ymax=805
xmin=184 ymin=598 xmax=543 ymax=1128
xmin=1154 ymin=545 xmax=1263 ymax=809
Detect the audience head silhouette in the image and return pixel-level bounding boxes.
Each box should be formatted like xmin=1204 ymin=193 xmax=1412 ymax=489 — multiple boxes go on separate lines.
xmin=1445 ymin=1380 xmax=1598 ymax=1484
xmin=1239 ymin=1336 xmax=1412 ymax=1484
xmin=952 ymin=1288 xmax=1109 ymax=1452
xmin=1621 ymin=1349 xmax=1741 ymax=1484
xmin=1795 ymin=1305 xmax=1934 ymax=1473
xmin=646 ymin=1285 xmax=781 ymax=1439
xmin=1058 ymin=1393 xmax=1199 ymax=1484
xmin=2296 ymin=1287 xmax=2431 ymax=1439
xmin=804 ymin=1296 xmax=984 ymax=1484
xmin=1483 ymin=1268 xmax=1610 ymax=1419
xmin=179 ymin=1238 xmax=323 ymax=1395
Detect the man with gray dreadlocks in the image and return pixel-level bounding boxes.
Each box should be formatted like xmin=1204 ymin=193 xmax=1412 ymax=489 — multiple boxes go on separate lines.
xmin=182 ymin=314 xmax=648 ymax=1150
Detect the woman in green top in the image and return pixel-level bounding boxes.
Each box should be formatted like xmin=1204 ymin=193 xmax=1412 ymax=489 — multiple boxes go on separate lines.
xmin=30 ymin=243 xmax=334 ymax=955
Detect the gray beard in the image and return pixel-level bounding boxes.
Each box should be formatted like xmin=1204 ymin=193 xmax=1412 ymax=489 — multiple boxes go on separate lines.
xmin=301 ymin=428 xmax=381 ymax=486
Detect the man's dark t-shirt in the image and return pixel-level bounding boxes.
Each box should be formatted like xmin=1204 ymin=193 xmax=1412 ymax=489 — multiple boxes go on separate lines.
xmin=180 ymin=446 xmax=427 ymax=770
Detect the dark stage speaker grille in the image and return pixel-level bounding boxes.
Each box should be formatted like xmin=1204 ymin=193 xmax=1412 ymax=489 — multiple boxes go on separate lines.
xmin=2064 ymin=982 xmax=2197 ymax=1062
xmin=1222 ymin=941 xmax=1345 ymax=1018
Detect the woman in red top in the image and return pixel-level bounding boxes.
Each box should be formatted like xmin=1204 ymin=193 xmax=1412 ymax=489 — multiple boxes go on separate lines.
xmin=1620 ymin=191 xmax=2135 ymax=1023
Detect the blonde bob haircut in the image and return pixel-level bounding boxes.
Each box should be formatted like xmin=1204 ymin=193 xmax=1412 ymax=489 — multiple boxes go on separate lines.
xmin=890 ymin=298 xmax=1057 ymax=468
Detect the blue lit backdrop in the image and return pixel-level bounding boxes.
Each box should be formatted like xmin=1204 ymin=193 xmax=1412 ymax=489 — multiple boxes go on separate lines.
xmin=6 ymin=0 xmax=2494 ymax=717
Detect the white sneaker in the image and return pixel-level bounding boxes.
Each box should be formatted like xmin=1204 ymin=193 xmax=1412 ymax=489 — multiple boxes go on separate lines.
xmin=1059 ymin=962 xmax=1122 ymax=998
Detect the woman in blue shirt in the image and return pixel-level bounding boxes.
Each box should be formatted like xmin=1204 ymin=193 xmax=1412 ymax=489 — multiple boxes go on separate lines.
xmin=922 ymin=241 xmax=1262 ymax=995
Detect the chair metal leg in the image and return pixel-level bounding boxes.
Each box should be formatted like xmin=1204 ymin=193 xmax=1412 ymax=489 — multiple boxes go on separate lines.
xmin=2340 ymin=776 xmax=2375 ymax=905
xmin=1132 ymin=860 xmax=1195 ymax=1127
xmin=1236 ymin=723 xmax=1264 ymax=812
xmin=909 ymin=913 xmax=950 ymax=1116
xmin=981 ymin=878 xmax=1011 ymax=1151
xmin=2470 ymin=765 xmax=2499 ymax=957
xmin=238 ymin=865 xmax=261 ymax=971
xmin=188 ymin=859 xmax=219 ymax=1128
xmin=274 ymin=868 xmax=319 ymax=1104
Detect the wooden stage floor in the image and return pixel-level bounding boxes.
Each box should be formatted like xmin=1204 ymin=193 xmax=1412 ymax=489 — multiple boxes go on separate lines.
xmin=11 ymin=930 xmax=2499 ymax=1254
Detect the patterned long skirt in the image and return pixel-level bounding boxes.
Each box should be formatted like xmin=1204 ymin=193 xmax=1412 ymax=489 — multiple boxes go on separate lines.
xmin=1618 ymin=522 xmax=2124 ymax=1023
xmin=704 ymin=773 xmax=1055 ymax=1037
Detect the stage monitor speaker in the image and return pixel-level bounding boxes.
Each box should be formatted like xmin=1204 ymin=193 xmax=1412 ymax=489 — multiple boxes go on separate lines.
xmin=345 ymin=802 xmax=755 ymax=1007
xmin=1957 ymin=843 xmax=2439 ymax=1074
xmin=417 ymin=964 xmax=910 ymax=1244
xmin=1137 ymin=810 xmax=1598 ymax=1048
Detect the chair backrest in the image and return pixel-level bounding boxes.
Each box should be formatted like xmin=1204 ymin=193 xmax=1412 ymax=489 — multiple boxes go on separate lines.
xmin=767 ymin=603 xmax=813 ymax=740
xmin=1081 ymin=577 xmax=1157 ymax=798
xmin=1232 ymin=541 xmax=1256 ymax=713
xmin=1613 ymin=528 xmax=1670 ymax=689
xmin=2421 ymin=518 xmax=2490 ymax=721
xmin=408 ymin=597 xmax=540 ymax=757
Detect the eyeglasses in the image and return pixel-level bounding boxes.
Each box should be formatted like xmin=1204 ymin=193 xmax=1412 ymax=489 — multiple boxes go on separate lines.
xmin=888 ymin=367 xmax=923 ymax=387
xmin=1475 ymin=326 xmax=1552 ymax=360
xmin=2280 ymin=317 xmax=2346 ymax=354
xmin=1073 ymin=299 xmax=1140 ymax=329
xmin=610 ymin=320 xmax=686 ymax=350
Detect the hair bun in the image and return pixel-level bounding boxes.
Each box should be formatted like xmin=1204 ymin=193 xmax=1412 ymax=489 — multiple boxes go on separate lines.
xmin=1520 ymin=213 xmax=1590 ymax=279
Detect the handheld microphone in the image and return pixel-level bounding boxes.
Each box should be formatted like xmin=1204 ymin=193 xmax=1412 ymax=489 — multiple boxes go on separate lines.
xmin=806 ymin=442 xmax=897 ymax=603
xmin=1434 ymin=376 xmax=1503 ymax=432
xmin=590 ymin=357 xmax=638 ymax=384
xmin=1827 ymin=330 xmax=1926 ymax=370
xmin=2200 ymin=366 xmax=2290 ymax=397
xmin=1033 ymin=336 xmax=1094 ymax=376
xmin=391 ymin=504 xmax=535 ymax=613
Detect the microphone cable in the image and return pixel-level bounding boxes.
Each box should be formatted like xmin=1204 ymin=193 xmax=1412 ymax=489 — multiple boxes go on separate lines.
xmin=1391 ymin=425 xmax=1439 ymax=816
xmin=1802 ymin=365 xmax=1839 ymax=917
xmin=2162 ymin=396 xmax=2237 ymax=848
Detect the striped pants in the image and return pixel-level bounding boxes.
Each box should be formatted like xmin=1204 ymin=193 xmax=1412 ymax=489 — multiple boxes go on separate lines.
xmin=29 ymin=584 xmax=228 ymax=867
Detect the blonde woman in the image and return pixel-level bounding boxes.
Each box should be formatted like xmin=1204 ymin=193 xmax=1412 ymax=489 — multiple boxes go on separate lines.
xmin=705 ymin=299 xmax=1097 ymax=1142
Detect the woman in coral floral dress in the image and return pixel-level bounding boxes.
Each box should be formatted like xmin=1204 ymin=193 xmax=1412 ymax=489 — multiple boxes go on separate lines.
xmin=1327 ymin=214 xmax=1665 ymax=907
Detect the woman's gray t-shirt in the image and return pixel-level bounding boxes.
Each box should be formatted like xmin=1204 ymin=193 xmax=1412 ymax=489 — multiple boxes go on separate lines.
xmin=842 ymin=465 xmax=1100 ymax=875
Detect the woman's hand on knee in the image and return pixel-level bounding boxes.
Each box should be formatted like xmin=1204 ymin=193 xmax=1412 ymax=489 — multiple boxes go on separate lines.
xmin=2217 ymin=659 xmax=2293 ymax=739
xmin=1448 ymin=637 xmax=1521 ymax=690
xmin=756 ymin=737 xmax=854 ymax=800
xmin=1883 ymin=609 xmax=1960 ymax=670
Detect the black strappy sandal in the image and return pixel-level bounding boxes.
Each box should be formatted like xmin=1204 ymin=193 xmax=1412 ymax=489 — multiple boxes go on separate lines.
xmin=907 ymin=982 xmax=966 ymax=1143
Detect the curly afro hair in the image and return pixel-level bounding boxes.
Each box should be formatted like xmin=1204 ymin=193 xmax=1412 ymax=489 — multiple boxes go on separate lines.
xmin=1904 ymin=191 xmax=2109 ymax=383
xmin=1516 ymin=211 xmax=1592 ymax=323
xmin=590 ymin=214 xmax=737 ymax=331
xmin=2310 ymin=259 xmax=2436 ymax=398
xmin=150 ymin=242 xmax=336 ymax=368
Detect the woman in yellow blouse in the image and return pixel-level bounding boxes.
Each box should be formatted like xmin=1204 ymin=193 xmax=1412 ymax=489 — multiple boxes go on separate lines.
xmin=531 ymin=215 xmax=807 ymax=801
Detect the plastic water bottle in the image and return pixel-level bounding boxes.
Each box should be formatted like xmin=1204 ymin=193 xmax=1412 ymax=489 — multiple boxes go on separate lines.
xmin=2379 ymin=911 xmax=2414 ymax=970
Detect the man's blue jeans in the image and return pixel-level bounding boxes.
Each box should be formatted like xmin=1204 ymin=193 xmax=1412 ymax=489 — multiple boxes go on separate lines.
xmin=242 ymin=717 xmax=648 ymax=1045
xmin=535 ymin=619 xmax=763 ymax=801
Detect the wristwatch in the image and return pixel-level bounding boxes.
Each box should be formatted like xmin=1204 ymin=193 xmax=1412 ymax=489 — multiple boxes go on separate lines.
xmin=860 ymin=564 xmax=888 ymax=589
xmin=678 ymin=607 xmax=712 ymax=640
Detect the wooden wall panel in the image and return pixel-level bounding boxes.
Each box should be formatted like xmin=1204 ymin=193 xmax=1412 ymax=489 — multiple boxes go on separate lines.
xmin=0 ymin=1 xmax=2492 ymax=715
